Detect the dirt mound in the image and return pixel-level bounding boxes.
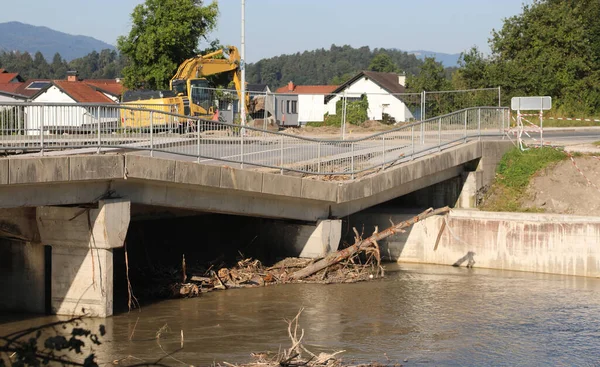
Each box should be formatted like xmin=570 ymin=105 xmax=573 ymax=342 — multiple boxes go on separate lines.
xmin=522 ymin=156 xmax=600 ymax=215
xmin=358 ymin=120 xmax=392 ymax=130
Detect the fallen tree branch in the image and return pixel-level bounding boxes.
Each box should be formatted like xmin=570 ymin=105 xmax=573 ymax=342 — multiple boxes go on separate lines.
xmin=290 ymin=206 xmax=450 ymax=280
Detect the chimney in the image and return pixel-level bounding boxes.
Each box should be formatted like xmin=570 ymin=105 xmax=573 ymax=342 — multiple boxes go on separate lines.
xmin=288 ymin=81 xmax=294 ymax=92
xmin=398 ymin=72 xmax=406 ymax=87
xmin=66 ymin=70 xmax=79 ymax=82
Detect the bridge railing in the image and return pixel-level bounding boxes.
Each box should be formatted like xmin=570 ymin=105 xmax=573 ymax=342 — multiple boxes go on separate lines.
xmin=0 ymin=102 xmax=509 ymax=176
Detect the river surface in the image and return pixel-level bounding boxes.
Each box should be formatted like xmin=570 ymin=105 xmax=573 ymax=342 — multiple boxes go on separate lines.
xmin=2 ymin=263 xmax=600 ymax=366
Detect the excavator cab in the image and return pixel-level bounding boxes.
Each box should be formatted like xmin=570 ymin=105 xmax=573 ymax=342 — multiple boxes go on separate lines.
xmin=188 ymin=78 xmax=212 ymax=112
xmin=170 ymin=78 xmax=213 ymax=117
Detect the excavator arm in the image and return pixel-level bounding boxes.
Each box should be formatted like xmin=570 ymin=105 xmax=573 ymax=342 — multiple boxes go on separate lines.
xmin=170 ymin=45 xmax=246 ymax=105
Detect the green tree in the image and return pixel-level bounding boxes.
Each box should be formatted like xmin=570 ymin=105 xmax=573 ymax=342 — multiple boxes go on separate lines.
xmin=117 ymin=0 xmax=218 ymax=90
xmin=458 ymin=0 xmax=600 ymax=114
xmin=452 ymin=46 xmax=491 ymax=90
xmin=368 ymin=52 xmax=399 ymax=73
xmin=245 ymin=44 xmax=425 ymax=90
xmin=50 ymin=52 xmax=68 ymax=79
xmin=330 ymin=72 xmax=354 ymax=85
xmin=31 ymin=51 xmax=50 ymax=78
xmin=406 ymin=57 xmax=450 ymax=92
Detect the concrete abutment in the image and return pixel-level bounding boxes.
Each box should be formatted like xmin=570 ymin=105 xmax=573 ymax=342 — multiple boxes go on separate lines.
xmin=0 ymin=199 xmax=130 ymax=318
xmin=36 ymin=199 xmax=130 ymax=317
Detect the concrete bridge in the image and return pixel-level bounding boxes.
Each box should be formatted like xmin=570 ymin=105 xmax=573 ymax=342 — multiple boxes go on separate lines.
xmin=0 ymin=103 xmax=514 ymax=317
xmin=0 ymin=139 xmax=513 ymax=317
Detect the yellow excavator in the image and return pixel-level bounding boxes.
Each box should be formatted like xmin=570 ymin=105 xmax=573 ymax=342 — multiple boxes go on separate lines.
xmin=121 ymin=45 xmax=256 ymax=130
xmin=169 ymin=45 xmax=247 ymax=117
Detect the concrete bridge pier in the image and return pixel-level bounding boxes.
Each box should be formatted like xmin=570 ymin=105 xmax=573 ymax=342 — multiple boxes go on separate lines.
xmin=36 ymin=199 xmax=130 ymax=317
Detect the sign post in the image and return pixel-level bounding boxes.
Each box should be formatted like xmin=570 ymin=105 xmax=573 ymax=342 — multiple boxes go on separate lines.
xmin=511 ymin=96 xmax=552 ymax=148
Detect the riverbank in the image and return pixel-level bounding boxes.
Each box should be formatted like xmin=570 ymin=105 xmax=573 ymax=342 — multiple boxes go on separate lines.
xmin=479 ymin=145 xmax=600 ymax=215
xmin=363 ymin=142 xmax=600 ymax=277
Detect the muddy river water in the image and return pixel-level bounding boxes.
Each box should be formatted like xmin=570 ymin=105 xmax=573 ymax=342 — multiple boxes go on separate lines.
xmin=2 ymin=263 xmax=600 ymax=366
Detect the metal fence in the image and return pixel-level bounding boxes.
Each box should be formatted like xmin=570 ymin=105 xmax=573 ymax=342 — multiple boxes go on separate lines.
xmin=0 ymin=102 xmax=509 ymax=177
xmin=190 ymin=86 xmax=502 ymax=131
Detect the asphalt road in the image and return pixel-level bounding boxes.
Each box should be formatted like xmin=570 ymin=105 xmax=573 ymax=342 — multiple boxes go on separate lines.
xmin=11 ymin=127 xmax=600 ymax=174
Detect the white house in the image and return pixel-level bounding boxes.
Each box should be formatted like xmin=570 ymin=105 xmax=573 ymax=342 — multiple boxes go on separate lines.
xmin=325 ymin=71 xmax=414 ymax=122
xmin=275 ymin=82 xmax=338 ymax=125
xmin=26 ymin=73 xmax=118 ymax=134
xmin=0 ymin=91 xmax=25 ymax=102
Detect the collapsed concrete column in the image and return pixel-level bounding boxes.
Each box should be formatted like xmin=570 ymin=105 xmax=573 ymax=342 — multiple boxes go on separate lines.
xmin=36 ymin=199 xmax=130 ymax=317
xmin=294 ymin=220 xmax=342 ymax=258
xmin=261 ymin=219 xmax=342 ymax=259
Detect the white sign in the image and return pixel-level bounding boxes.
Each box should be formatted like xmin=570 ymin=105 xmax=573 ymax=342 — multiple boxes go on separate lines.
xmin=511 ymin=96 xmax=552 ymax=111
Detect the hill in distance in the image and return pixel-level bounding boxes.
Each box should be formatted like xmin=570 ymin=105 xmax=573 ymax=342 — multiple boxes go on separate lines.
xmin=408 ymin=50 xmax=462 ymax=67
xmin=0 ymin=21 xmax=115 ymax=61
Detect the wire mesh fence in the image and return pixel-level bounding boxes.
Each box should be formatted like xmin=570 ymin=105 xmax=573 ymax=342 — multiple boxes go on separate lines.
xmin=422 ymin=87 xmax=501 ymax=120
xmin=0 ymin=102 xmax=508 ymax=177
xmin=187 ymin=86 xmax=501 ymax=136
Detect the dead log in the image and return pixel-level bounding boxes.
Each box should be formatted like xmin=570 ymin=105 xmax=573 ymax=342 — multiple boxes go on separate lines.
xmin=290 ymin=206 xmax=450 ymax=280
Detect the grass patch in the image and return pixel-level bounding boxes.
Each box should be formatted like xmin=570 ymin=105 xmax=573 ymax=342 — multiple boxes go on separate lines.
xmin=509 ymin=112 xmax=600 ymax=128
xmin=480 ymin=146 xmax=567 ymax=212
xmin=540 ymin=119 xmax=600 ymax=128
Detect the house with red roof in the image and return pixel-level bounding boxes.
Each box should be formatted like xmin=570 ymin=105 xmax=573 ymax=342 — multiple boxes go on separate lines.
xmin=0 ymin=69 xmax=28 ymax=101
xmin=24 ymin=71 xmax=123 ymax=134
xmin=274 ymin=81 xmax=338 ymax=126
xmin=0 ymin=69 xmax=25 ymax=84
xmin=0 ymin=70 xmax=125 ymax=102
xmin=324 ymin=71 xmax=415 ymax=123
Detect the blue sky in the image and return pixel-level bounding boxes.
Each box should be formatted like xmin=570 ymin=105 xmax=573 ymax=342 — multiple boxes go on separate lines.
xmin=0 ymin=0 xmax=533 ymax=62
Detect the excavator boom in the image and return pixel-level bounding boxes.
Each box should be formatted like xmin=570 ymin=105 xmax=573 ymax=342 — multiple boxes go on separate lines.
xmin=170 ymin=45 xmax=246 ymax=113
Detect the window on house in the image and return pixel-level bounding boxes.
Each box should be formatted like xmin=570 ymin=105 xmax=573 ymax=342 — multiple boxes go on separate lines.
xmin=281 ymin=100 xmax=285 ymax=112
xmin=287 ymin=100 xmax=291 ymax=114
xmin=291 ymin=101 xmax=297 ymax=114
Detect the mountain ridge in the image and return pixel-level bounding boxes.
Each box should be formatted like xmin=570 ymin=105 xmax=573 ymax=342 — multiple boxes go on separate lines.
xmin=407 ymin=50 xmax=462 ymax=67
xmin=0 ymin=21 xmax=115 ymax=61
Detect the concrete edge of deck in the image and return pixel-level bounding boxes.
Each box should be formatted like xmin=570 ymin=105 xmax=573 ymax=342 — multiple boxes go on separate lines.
xmin=0 ymin=140 xmax=513 ymax=208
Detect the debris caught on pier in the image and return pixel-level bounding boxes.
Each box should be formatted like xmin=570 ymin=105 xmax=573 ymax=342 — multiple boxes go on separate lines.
xmin=163 ymin=206 xmax=450 ymax=298
xmin=126 ymin=207 xmax=450 ymax=301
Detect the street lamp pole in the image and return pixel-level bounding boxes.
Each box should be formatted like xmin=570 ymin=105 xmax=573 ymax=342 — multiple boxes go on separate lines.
xmin=240 ymin=0 xmax=246 ymax=130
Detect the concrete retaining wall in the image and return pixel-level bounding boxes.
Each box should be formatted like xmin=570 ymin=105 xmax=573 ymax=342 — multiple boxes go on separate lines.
xmin=351 ymin=209 xmax=600 ymax=278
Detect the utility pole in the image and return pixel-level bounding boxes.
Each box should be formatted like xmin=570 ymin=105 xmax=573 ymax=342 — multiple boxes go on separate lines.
xmin=240 ymin=0 xmax=246 ymax=130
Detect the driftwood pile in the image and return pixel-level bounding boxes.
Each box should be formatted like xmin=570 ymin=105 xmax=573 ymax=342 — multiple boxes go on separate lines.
xmin=168 ymin=207 xmax=449 ymax=298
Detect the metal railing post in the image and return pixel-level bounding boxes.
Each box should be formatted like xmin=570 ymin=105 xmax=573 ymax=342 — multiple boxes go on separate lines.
xmin=197 ymin=120 xmax=201 ymax=163
xmin=40 ymin=106 xmax=44 ymax=156
xmin=150 ymin=111 xmax=154 ymax=157
xmin=498 ymin=86 xmax=501 ymax=107
xmin=438 ymin=117 xmax=442 ymax=151
xmin=540 ymin=108 xmax=544 ymax=147
xmin=421 ymin=91 xmax=425 ymax=145
xmin=411 ymin=125 xmax=415 ymax=159
xmin=351 ymin=142 xmax=355 ymax=179
xmin=280 ymin=135 xmax=284 ymax=175
xmin=97 ymin=106 xmax=101 ymax=154
xmin=317 ymin=142 xmax=321 ymax=173
xmin=240 ymin=125 xmax=245 ymax=169
xmin=382 ymin=135 xmax=386 ymax=170
xmin=478 ymin=108 xmax=481 ymax=141
xmin=464 ymin=109 xmax=468 ymax=142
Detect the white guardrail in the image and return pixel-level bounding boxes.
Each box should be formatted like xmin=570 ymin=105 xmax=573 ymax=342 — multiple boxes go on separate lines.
xmin=0 ymin=103 xmax=509 ymax=177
